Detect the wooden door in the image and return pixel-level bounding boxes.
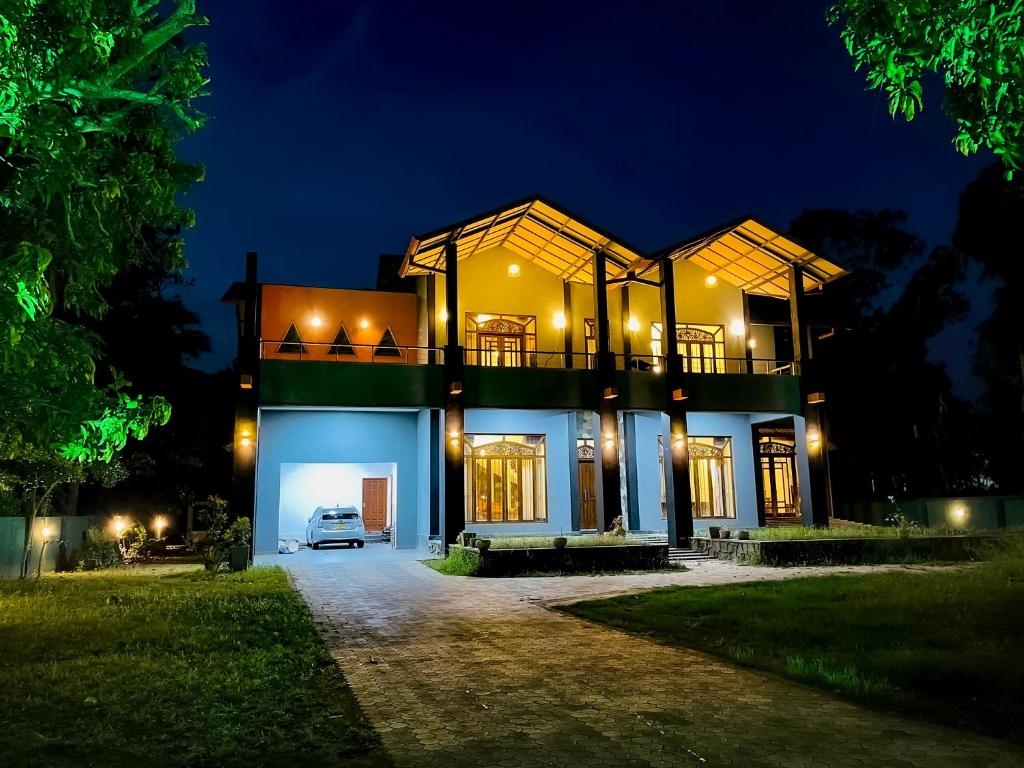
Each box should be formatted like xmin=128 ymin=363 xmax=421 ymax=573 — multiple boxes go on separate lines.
xmin=361 ymin=477 xmax=388 ymax=532
xmin=578 ymin=460 xmax=597 ymax=530
xmin=479 ymin=333 xmax=523 ymax=367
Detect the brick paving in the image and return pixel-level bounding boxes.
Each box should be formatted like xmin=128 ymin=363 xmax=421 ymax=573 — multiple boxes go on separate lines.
xmin=287 ymin=558 xmax=1024 ymax=767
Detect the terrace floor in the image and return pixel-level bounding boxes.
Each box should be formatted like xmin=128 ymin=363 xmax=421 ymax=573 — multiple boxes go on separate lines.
xmin=287 ymin=559 xmax=1024 ymax=767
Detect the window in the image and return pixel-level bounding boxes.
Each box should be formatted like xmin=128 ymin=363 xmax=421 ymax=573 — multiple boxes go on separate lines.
xmin=463 ymin=434 xmax=547 ymax=523
xmin=688 ymin=437 xmax=736 ymax=518
xmin=373 ymin=327 xmax=402 ymax=357
xmin=465 ymin=313 xmax=537 ymax=367
xmin=650 ymin=323 xmax=726 ymax=373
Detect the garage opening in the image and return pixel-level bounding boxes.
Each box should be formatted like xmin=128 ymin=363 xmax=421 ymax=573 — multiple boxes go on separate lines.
xmin=279 ymin=462 xmax=397 ymax=548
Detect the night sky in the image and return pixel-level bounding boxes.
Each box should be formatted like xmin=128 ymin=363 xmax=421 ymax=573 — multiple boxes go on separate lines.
xmin=180 ymin=0 xmax=993 ymax=396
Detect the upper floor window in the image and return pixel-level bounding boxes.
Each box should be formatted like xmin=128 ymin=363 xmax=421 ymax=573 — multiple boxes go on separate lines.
xmin=650 ymin=323 xmax=726 ymax=373
xmin=465 ymin=313 xmax=537 ymax=367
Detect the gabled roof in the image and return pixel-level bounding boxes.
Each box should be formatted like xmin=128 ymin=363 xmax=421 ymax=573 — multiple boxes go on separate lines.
xmin=646 ymin=218 xmax=846 ymax=298
xmin=400 ymin=195 xmax=645 ymax=284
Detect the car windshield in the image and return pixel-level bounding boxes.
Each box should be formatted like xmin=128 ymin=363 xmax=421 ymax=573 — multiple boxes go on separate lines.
xmin=320 ymin=510 xmax=359 ymax=520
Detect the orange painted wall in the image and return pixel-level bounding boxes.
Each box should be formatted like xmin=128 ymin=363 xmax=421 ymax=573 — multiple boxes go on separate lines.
xmin=260 ymin=284 xmax=419 ymax=363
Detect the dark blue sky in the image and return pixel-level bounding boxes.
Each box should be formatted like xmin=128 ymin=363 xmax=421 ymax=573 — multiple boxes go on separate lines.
xmin=180 ymin=0 xmax=992 ymax=395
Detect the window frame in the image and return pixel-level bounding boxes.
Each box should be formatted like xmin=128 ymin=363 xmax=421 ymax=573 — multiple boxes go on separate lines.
xmin=463 ymin=434 xmax=548 ymax=524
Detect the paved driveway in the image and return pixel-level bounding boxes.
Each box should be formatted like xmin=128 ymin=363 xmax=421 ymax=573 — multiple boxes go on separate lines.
xmin=288 ymin=559 xmax=1023 ymax=767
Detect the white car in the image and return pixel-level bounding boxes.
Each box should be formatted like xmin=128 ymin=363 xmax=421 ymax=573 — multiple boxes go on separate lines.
xmin=306 ymin=506 xmax=366 ymax=549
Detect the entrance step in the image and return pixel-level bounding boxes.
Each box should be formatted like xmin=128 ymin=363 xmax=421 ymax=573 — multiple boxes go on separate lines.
xmin=669 ymin=547 xmax=711 ymax=565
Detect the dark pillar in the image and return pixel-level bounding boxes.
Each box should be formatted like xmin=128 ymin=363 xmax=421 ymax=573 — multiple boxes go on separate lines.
xmin=563 ymin=282 xmax=573 ymax=368
xmin=621 ymin=285 xmax=632 ymax=368
xmin=660 ymin=257 xmax=693 ymax=545
xmin=232 ymin=252 xmax=259 ymax=546
xmin=751 ymin=422 xmax=767 ymax=527
xmin=593 ymin=248 xmax=621 ymax=531
xmin=429 ymin=409 xmax=441 ymax=537
xmin=443 ymin=240 xmax=466 ymax=548
xmin=742 ymin=291 xmax=754 ymax=374
xmin=426 ymin=274 xmax=437 ymax=364
xmin=790 ymin=265 xmax=832 ymax=527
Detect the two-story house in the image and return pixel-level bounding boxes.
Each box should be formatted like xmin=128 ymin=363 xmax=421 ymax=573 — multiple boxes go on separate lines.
xmin=223 ymin=196 xmax=845 ymax=556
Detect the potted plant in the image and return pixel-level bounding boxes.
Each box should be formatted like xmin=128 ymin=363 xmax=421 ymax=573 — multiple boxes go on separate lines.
xmin=553 ymin=537 xmax=568 ymax=549
xmin=226 ymin=518 xmax=252 ymax=572
xmin=476 ymin=538 xmax=491 ymax=552
xmin=737 ymin=530 xmax=750 ymax=540
xmin=720 ymin=529 xmax=731 ymax=539
xmin=708 ymin=526 xmax=721 ymax=539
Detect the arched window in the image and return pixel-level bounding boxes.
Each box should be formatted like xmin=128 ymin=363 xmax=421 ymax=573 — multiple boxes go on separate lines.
xmin=463 ymin=435 xmax=547 ymax=523
xmin=688 ymin=437 xmax=736 ymax=518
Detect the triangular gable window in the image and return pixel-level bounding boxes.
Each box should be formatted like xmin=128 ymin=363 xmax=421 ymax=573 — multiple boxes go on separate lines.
xmin=276 ymin=322 xmax=308 ymax=355
xmin=373 ymin=326 xmax=401 ymax=357
xmin=328 ymin=324 xmax=357 ymax=356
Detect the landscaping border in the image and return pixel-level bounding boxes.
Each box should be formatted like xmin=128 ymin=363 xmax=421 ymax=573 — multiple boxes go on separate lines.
xmin=450 ymin=543 xmax=669 ymax=576
xmin=691 ymin=534 xmax=1001 ymax=565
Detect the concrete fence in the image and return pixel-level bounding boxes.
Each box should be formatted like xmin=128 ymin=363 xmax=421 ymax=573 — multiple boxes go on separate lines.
xmin=0 ymin=516 xmax=104 ymax=579
xmin=838 ymin=496 xmax=1024 ymax=531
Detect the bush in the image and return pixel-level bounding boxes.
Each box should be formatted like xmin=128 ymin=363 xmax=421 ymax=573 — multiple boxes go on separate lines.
xmin=76 ymin=527 xmax=121 ymax=571
xmin=194 ymin=495 xmax=252 ymax=571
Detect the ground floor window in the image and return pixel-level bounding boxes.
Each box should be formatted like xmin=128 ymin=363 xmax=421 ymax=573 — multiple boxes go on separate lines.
xmin=464 ymin=434 xmax=547 ymax=523
xmin=688 ymin=436 xmax=736 ymax=518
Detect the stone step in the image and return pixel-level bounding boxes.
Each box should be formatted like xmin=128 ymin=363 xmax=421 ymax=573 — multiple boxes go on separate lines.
xmin=669 ymin=547 xmax=711 ymax=564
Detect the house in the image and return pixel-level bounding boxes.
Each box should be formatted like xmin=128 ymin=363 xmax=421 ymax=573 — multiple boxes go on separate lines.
xmin=222 ymin=196 xmax=845 ymax=555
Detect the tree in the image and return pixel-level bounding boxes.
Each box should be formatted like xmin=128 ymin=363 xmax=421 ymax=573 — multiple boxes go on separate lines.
xmin=952 ymin=164 xmax=1024 ymax=491
xmin=829 ymin=0 xmax=1024 ymax=174
xmin=790 ymin=209 xmax=979 ymax=501
xmin=0 ymin=1 xmax=207 ymax=464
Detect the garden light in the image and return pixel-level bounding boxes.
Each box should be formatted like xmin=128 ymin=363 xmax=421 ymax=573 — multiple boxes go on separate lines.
xmin=154 ymin=516 xmax=167 ymax=537
xmin=113 ymin=518 xmax=126 ymax=535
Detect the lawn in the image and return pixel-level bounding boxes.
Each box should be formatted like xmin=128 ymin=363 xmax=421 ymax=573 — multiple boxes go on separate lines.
xmin=561 ymin=539 xmax=1024 ymax=743
xmin=0 ymin=566 xmax=390 ymax=767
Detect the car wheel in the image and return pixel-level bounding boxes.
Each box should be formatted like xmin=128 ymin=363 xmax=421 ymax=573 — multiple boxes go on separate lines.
xmin=312 ymin=543 xmax=320 ymax=550
xmin=356 ymin=541 xmax=365 ymax=549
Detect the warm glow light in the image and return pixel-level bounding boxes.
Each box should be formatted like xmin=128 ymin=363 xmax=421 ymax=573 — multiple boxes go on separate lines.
xmin=704 ymin=274 xmax=718 ymax=288
xmin=439 ymin=307 xmax=449 ymax=322
xmin=553 ymin=311 xmax=567 ymax=329
xmin=627 ymin=316 xmax=640 ymax=333
xmin=240 ymin=437 xmax=252 ymax=448
xmin=359 ymin=318 xmax=370 ymax=329
xmin=729 ymin=319 xmax=746 ymax=336
xmin=652 ymin=364 xmax=663 ymax=374
xmin=507 ymin=262 xmax=521 ymax=277
xmin=953 ymin=506 xmax=967 ymax=521
xmin=154 ymin=516 xmax=167 ymax=536
xmin=747 ymin=338 xmax=758 ymax=350
xmin=310 ymin=315 xmax=322 ymax=328
xmin=477 ymin=314 xmax=491 ymax=322
xmin=42 ymin=525 xmax=53 ymax=539
xmin=113 ymin=518 xmax=126 ymax=535
xmin=807 ymin=428 xmax=821 ymax=449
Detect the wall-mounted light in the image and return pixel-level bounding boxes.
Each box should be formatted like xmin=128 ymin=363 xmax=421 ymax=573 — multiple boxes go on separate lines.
xmin=807 ymin=427 xmax=821 ymax=450
xmin=553 ymin=311 xmax=567 ymax=330
xmin=359 ymin=318 xmax=370 ymax=330
xmin=439 ymin=307 xmax=449 ymax=322
xmin=729 ymin=319 xmax=746 ymax=336
xmin=627 ymin=316 xmax=640 ymax=333
xmin=448 ymin=429 xmax=462 ymax=448
xmin=807 ymin=391 xmax=826 ymax=405
xmin=652 ymin=364 xmax=663 ymax=374
xmin=42 ymin=525 xmax=54 ymax=539
xmin=239 ymin=374 xmax=253 ymax=390
xmin=240 ymin=436 xmax=252 ymax=448
xmin=603 ymin=386 xmax=618 ymax=400
xmin=953 ymin=505 xmax=967 ymax=522
xmin=672 ymin=387 xmax=687 ymax=401
xmin=449 ymin=381 xmax=463 ymax=395
xmin=672 ymin=433 xmax=685 ymax=449
xmin=311 ymin=315 xmax=322 ymax=328
xmin=747 ymin=338 xmax=758 ymax=350
xmin=507 ymin=262 xmax=521 ymax=277
xmin=704 ymin=274 xmax=718 ymax=288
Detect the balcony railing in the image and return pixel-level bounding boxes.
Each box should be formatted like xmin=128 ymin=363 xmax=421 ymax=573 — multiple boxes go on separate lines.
xmin=260 ymin=340 xmax=797 ymax=376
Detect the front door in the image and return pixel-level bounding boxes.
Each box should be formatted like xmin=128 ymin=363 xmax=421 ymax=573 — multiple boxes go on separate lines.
xmin=760 ymin=446 xmax=799 ymax=519
xmin=361 ymin=477 xmax=388 ymax=533
xmin=578 ymin=460 xmax=597 ymax=529
xmin=479 ymin=333 xmax=523 ymax=367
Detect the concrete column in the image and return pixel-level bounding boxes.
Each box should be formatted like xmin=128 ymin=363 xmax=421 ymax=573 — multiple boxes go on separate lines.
xmin=660 ymin=257 xmax=693 ymax=545
xmin=443 ymin=240 xmax=466 ymax=548
xmin=563 ymin=282 xmax=573 ymax=368
xmin=231 ymin=251 xmax=259 ymax=540
xmin=593 ymin=248 xmax=621 ymax=532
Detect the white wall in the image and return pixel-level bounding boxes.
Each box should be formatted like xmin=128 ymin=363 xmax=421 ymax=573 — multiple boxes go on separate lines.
xmin=278 ymin=462 xmax=395 ymax=540
xmin=463 ymin=409 xmax=573 ymax=536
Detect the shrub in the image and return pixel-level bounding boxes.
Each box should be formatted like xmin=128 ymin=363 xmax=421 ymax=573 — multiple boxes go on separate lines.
xmin=76 ymin=527 xmax=121 ymax=571
xmin=226 ymin=517 xmax=251 ymax=548
xmin=194 ymin=496 xmax=252 ymax=571
xmin=426 ymin=547 xmax=481 ymax=576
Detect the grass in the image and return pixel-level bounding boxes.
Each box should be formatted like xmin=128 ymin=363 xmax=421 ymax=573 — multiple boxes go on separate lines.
xmin=423 ymin=548 xmax=480 ymax=576
xmin=561 ymin=535 xmax=1024 ymax=743
xmin=484 ymin=534 xmax=635 ymax=549
xmin=0 ymin=566 xmax=390 ymax=767
xmin=738 ymin=524 xmax=951 ymax=540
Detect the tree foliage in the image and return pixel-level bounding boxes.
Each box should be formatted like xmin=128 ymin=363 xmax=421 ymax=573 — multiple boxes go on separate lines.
xmin=829 ymin=0 xmax=1024 ymax=173
xmin=0 ymin=0 xmax=207 ymax=466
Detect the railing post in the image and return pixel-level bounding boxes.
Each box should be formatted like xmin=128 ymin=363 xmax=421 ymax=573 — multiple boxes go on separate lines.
xmin=443 ymin=240 xmax=466 ymax=549
xmin=661 ymin=256 xmax=693 ymax=546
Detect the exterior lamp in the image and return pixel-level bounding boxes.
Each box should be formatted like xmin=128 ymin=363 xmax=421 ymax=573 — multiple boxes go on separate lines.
xmin=507 ymin=262 xmax=521 ymax=277
xmin=627 ymin=316 xmax=640 ymax=333
xmin=807 ymin=392 xmax=826 ymax=405
xmin=311 ymin=315 xmax=322 ymax=328
xmin=747 ymin=338 xmax=758 ymax=350
xmin=448 ymin=429 xmax=461 ymax=448
xmin=729 ymin=319 xmax=746 ymax=336
xmin=359 ymin=318 xmax=370 ymax=329
xmin=240 ymin=436 xmax=252 ymax=448
xmin=807 ymin=427 xmax=822 ymax=450
xmin=41 ymin=525 xmax=53 ymax=539
xmin=439 ymin=307 xmax=449 ymax=322
xmin=672 ymin=433 xmax=685 ymax=449
xmin=704 ymin=274 xmax=718 ymax=288
xmin=603 ymin=386 xmax=618 ymax=400
xmin=154 ymin=516 xmax=167 ymax=538
xmin=672 ymin=387 xmax=687 ymax=401
xmin=113 ymin=517 xmax=126 ymax=536
xmin=239 ymin=374 xmax=253 ymax=390
xmin=449 ymin=381 xmax=463 ymax=395
xmin=652 ymin=363 xmax=663 ymax=374
xmin=953 ymin=506 xmax=967 ymax=522
xmin=553 ymin=311 xmax=567 ymax=330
